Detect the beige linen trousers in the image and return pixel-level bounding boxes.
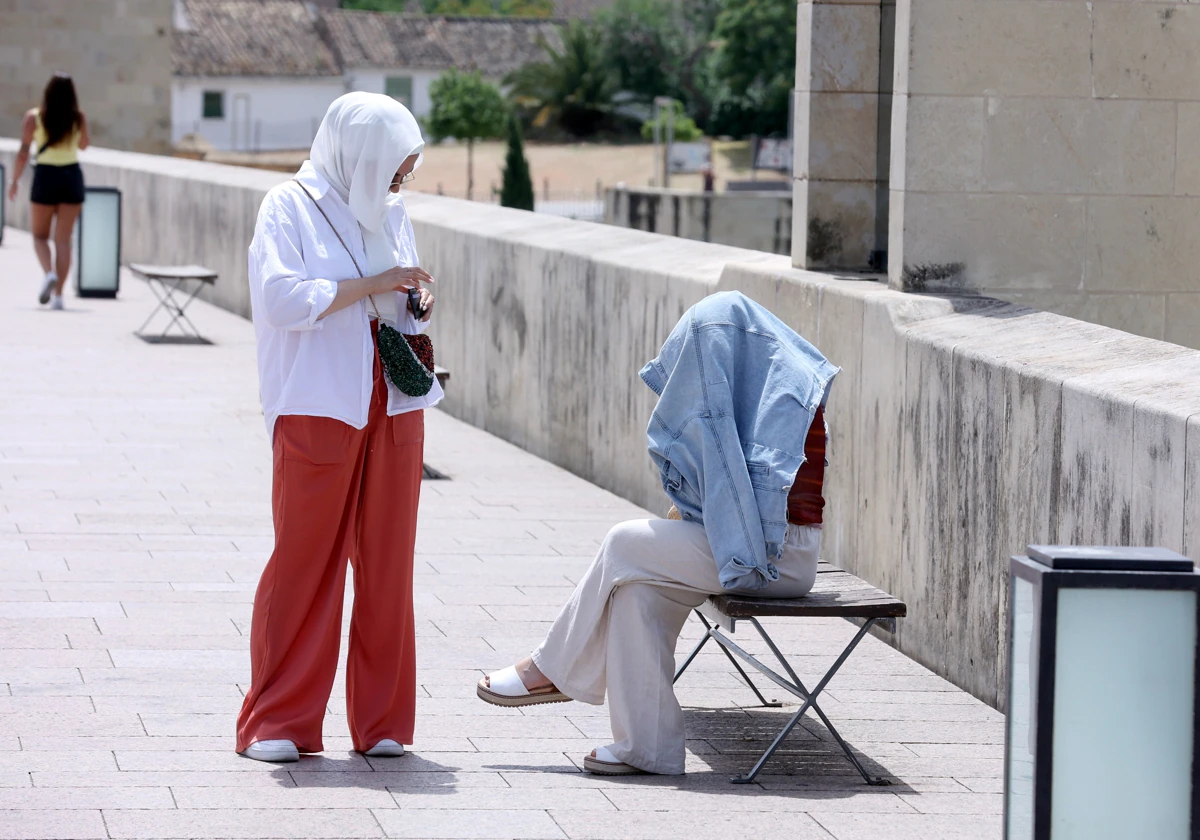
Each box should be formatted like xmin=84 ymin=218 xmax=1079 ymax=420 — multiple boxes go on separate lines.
xmin=532 ymin=518 xmax=820 ymax=774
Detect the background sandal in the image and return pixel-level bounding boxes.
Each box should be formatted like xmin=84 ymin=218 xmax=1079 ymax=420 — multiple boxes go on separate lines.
xmin=583 ymin=745 xmax=645 ymax=776
xmin=477 ymin=665 xmax=569 ymax=707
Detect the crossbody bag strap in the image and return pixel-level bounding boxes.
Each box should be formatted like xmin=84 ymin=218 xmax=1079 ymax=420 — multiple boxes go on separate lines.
xmin=292 ymin=179 xmax=381 ymax=319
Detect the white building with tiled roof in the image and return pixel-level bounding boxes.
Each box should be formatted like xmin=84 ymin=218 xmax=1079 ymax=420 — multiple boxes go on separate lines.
xmin=173 ymin=0 xmax=345 ymax=151
xmin=172 ymin=0 xmax=561 ymax=152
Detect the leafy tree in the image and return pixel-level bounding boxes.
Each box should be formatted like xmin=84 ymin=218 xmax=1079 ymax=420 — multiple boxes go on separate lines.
xmin=341 ymin=0 xmax=410 ymax=10
xmin=597 ymin=0 xmax=682 ymax=103
xmin=680 ymin=0 xmax=723 ymax=40
xmin=428 ymin=70 xmax=508 ymax=200
xmin=707 ymin=0 xmax=796 ymax=138
xmin=640 ymin=99 xmax=703 ymax=143
xmin=498 ymin=0 xmax=553 ymax=17
xmin=596 ymin=0 xmax=718 ymax=128
xmin=424 ymin=0 xmax=495 ymax=13
xmin=499 ymin=111 xmax=535 ymax=211
xmin=505 ymin=21 xmax=618 ymax=137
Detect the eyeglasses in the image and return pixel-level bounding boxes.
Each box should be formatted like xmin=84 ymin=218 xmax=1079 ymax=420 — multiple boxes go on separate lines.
xmin=389 ymin=172 xmax=416 ymax=193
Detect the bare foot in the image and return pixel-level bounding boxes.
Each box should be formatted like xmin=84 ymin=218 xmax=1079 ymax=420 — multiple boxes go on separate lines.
xmin=485 ymin=656 xmax=556 ymax=692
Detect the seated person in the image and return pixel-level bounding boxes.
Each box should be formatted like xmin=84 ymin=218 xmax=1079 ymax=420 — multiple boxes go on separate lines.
xmin=476 ymin=292 xmax=838 ymax=776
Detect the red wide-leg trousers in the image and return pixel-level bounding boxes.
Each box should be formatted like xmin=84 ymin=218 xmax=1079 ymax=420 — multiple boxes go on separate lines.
xmin=236 ymin=358 xmax=423 ymax=754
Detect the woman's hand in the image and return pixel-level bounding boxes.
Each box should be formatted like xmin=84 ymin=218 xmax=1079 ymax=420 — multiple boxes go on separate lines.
xmin=370 ymin=266 xmax=432 ymax=296
xmin=316 ymin=266 xmax=435 ymax=323
xmin=6 ymin=181 xmax=15 ymax=202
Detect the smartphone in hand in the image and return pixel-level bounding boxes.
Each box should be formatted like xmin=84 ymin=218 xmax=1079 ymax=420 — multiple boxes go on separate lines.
xmin=407 ymin=287 xmax=426 ymax=321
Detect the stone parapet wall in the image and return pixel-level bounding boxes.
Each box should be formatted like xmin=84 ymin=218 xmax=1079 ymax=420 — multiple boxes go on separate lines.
xmin=3 ymin=140 xmax=1197 ymax=710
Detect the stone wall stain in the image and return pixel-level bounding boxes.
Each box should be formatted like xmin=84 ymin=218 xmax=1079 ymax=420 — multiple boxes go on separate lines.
xmin=900 ymin=262 xmax=967 ymax=293
xmin=807 ymin=217 xmax=843 ymax=264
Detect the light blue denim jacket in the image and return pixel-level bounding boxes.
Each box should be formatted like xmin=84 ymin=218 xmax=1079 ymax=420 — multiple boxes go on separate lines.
xmin=639 ymin=292 xmax=839 ymax=592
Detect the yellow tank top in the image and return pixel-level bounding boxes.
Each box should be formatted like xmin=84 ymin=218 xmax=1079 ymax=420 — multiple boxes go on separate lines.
xmin=33 ymin=111 xmax=80 ymax=166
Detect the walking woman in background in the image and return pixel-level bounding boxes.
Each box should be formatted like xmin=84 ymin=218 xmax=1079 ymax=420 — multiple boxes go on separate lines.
xmin=235 ymin=92 xmax=441 ymax=763
xmin=6 ymin=73 xmax=89 ymax=310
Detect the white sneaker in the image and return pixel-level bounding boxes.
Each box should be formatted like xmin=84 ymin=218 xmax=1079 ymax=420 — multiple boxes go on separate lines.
xmin=39 ymin=273 xmax=57 ymax=305
xmin=50 ymin=294 xmax=63 ymax=311
xmin=364 ymin=739 xmax=405 ymax=757
xmin=240 ymin=739 xmax=299 ymax=763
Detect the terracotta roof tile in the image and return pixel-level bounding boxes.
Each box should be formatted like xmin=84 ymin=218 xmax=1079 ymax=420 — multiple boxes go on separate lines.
xmin=174 ymin=0 xmax=566 ymax=79
xmin=435 ymin=16 xmax=563 ymax=78
xmin=319 ymin=9 xmax=453 ymax=70
xmin=174 ymin=0 xmax=341 ymax=78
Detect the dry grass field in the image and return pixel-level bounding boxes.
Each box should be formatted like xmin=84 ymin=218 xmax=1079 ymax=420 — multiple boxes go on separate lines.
xmin=203 ymin=140 xmax=789 ymax=198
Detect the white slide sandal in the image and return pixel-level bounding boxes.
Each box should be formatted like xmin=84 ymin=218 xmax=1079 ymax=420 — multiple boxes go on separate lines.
xmin=583 ymin=745 xmax=644 ymax=776
xmin=476 ymin=665 xmax=570 ymax=707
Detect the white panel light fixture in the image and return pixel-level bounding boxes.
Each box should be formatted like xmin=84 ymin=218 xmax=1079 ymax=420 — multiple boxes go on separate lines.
xmin=74 ymin=186 xmax=121 ymax=298
xmin=1005 ymin=545 xmax=1199 ymax=840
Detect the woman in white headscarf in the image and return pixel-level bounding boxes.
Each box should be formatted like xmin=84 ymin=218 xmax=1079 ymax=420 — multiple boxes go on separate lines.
xmin=236 ymin=93 xmax=442 ymax=763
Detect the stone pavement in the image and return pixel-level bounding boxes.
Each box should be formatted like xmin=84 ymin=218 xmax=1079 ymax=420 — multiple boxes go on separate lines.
xmin=0 ymin=228 xmax=1003 ymax=839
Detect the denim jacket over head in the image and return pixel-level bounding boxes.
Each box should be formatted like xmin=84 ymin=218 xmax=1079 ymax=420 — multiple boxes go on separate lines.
xmin=639 ymin=291 xmax=839 ymax=592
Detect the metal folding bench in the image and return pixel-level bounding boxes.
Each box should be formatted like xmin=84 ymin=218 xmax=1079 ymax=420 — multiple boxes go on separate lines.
xmin=674 ymin=562 xmax=907 ymax=784
xmin=131 ymin=263 xmax=218 ymax=345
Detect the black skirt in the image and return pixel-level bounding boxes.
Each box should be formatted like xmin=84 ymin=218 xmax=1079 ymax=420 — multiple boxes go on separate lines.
xmin=30 ymin=163 xmax=85 ymax=206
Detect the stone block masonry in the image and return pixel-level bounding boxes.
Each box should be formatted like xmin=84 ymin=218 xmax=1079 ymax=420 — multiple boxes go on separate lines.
xmin=886 ymin=0 xmax=1200 ymax=349
xmin=792 ymin=0 xmax=890 ymax=271
xmin=0 ymin=0 xmax=173 ymax=153
xmin=2 ymin=141 xmax=1197 ymax=712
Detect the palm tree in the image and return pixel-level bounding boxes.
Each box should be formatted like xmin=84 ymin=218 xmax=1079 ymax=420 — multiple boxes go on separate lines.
xmin=504 ymin=21 xmax=618 ymax=138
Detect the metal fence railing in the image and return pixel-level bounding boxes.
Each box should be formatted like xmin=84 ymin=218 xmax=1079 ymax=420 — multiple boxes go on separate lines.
xmin=534 ymin=195 xmax=605 ymax=222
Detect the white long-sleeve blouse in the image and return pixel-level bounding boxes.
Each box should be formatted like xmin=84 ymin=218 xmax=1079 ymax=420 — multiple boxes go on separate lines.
xmin=248 ymin=161 xmax=443 ymax=440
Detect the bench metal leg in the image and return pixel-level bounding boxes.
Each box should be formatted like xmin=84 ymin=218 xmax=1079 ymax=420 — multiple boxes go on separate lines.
xmin=672 ymin=622 xmax=711 ymax=683
xmin=674 ymin=614 xmax=782 ymax=708
xmin=679 ymin=610 xmax=891 ymax=786
xmin=736 ymin=618 xmax=888 ymax=785
xmin=136 ymin=278 xmax=210 ymax=343
xmin=747 ymin=616 xmax=876 ymax=780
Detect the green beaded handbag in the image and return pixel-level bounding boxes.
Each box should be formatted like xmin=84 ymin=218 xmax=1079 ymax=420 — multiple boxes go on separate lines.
xmin=368 ymin=294 xmax=436 ymax=398
xmin=295 ymin=181 xmax=435 ymax=398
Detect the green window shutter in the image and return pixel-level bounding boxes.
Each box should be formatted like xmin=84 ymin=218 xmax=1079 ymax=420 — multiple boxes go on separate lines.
xmin=202 ymin=91 xmax=225 ymax=119
xmin=385 ymin=76 xmax=413 ymax=108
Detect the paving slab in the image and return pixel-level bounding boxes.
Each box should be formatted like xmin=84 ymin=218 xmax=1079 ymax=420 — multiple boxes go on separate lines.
xmin=0 ymin=228 xmax=1003 ymax=838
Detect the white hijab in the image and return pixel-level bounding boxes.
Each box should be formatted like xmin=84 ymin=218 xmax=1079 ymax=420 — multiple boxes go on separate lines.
xmin=310 ymin=93 xmax=424 ymax=320
xmin=310 ymin=92 xmax=424 ymax=235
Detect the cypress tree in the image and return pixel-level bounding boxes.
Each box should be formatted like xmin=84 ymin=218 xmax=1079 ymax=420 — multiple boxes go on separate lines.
xmin=499 ymin=111 xmax=535 ymax=211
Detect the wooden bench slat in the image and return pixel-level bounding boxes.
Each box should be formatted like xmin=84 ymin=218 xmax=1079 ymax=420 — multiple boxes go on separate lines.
xmin=711 ymin=596 xmax=906 ymax=619
xmin=706 ymin=563 xmax=907 ymax=620
xmin=809 ymin=581 xmax=891 ymax=595
xmin=130 ymin=263 xmax=218 ymax=282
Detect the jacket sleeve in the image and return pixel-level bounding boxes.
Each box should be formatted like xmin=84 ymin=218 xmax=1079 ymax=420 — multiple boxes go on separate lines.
xmin=250 ymin=192 xmax=337 ymax=331
xmin=700 ymin=413 xmax=778 ymax=592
